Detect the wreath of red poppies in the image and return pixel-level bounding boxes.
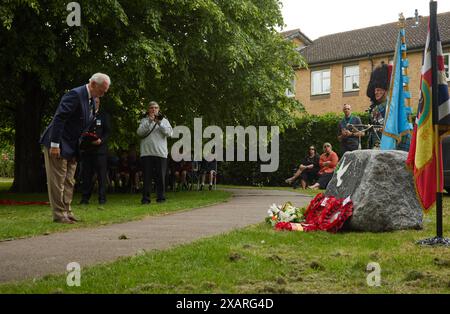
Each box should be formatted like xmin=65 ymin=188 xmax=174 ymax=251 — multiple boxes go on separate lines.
xmin=302 ymin=193 xmax=353 ymax=233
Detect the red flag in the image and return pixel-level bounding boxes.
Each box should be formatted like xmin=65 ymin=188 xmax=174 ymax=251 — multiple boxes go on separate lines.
xmin=406 ymin=18 xmax=445 ymax=211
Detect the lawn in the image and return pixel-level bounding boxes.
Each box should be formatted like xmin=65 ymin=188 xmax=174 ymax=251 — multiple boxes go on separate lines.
xmin=0 ymin=179 xmax=231 ymax=241
xmin=1 ymin=186 xmax=449 ymax=294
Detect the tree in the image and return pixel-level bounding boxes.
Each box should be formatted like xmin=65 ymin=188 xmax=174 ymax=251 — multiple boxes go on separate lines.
xmin=0 ymin=0 xmax=305 ymax=192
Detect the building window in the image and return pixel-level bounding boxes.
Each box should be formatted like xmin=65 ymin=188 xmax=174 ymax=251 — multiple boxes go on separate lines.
xmin=311 ymin=69 xmax=330 ymax=95
xmin=444 ymin=53 xmax=450 ymax=81
xmin=343 ymin=65 xmax=359 ymax=92
xmin=285 ymin=78 xmax=296 ymax=97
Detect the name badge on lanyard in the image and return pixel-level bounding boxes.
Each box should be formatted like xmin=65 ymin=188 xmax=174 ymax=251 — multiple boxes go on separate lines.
xmin=96 ymin=119 xmax=102 ymax=126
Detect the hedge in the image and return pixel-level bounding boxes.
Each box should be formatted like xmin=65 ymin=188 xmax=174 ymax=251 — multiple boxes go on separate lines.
xmin=0 ymin=145 xmax=14 ymax=178
xmin=0 ymin=113 xmax=372 ymax=184
xmin=219 ymin=112 xmax=370 ymax=186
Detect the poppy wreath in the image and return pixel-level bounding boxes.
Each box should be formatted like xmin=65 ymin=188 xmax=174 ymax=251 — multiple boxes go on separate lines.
xmin=302 ymin=193 xmax=353 ymax=233
xmin=79 ymin=132 xmax=99 ymax=151
xmin=303 ymin=193 xmax=330 ymax=231
xmin=317 ymin=198 xmax=353 ymax=233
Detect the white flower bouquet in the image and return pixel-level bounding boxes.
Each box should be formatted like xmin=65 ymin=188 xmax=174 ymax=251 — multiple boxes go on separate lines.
xmin=265 ymin=202 xmax=305 ymax=227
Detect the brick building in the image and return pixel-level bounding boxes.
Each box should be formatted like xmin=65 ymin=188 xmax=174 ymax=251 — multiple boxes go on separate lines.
xmin=282 ymin=12 xmax=450 ymax=115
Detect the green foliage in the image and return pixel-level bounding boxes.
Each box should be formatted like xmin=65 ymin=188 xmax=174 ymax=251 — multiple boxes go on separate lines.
xmin=220 ymin=112 xmax=370 ymax=186
xmin=0 ymin=0 xmax=305 ymax=148
xmin=0 ymin=145 xmax=14 ymax=178
xmin=0 ymin=126 xmax=14 ymax=146
xmin=0 ymin=0 xmax=307 ymax=190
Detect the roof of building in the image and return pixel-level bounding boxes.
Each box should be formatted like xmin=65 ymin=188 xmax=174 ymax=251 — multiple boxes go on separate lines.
xmin=298 ymin=11 xmax=450 ymax=66
xmin=280 ymin=28 xmax=313 ymax=45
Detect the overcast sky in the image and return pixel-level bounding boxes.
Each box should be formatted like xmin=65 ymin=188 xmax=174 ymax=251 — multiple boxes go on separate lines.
xmin=280 ymin=0 xmax=450 ymax=40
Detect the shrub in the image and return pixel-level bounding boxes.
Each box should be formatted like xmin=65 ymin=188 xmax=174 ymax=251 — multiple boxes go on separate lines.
xmin=219 ymin=112 xmax=369 ymax=186
xmin=0 ymin=145 xmax=14 ymax=178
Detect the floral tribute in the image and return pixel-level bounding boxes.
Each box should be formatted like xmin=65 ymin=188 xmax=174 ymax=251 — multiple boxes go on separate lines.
xmin=266 ymin=193 xmax=353 ymax=233
xmin=266 ymin=202 xmax=306 ymax=229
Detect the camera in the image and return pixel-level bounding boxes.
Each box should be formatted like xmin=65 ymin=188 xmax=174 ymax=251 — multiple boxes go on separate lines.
xmin=155 ymin=111 xmax=165 ymax=121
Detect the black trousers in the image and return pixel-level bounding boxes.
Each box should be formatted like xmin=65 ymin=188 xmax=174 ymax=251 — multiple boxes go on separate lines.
xmin=299 ymin=169 xmax=319 ymax=185
xmin=81 ymin=153 xmax=107 ymax=203
xmin=141 ymin=156 xmax=167 ymax=201
xmin=318 ymin=172 xmax=333 ymax=189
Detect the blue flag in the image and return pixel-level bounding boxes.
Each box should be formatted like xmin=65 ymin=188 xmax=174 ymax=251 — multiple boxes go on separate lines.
xmin=380 ymin=28 xmax=413 ymax=150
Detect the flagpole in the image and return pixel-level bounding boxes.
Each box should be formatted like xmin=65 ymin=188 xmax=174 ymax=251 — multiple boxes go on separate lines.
xmin=429 ymin=1 xmax=444 ymax=240
xmin=417 ymin=1 xmax=449 ymax=246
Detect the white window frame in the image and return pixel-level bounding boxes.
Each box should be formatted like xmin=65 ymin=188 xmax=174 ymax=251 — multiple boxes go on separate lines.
xmin=285 ymin=78 xmax=296 ymax=98
xmin=311 ymin=69 xmax=331 ymax=95
xmin=343 ymin=65 xmax=360 ymax=92
xmin=444 ymin=52 xmax=450 ymax=82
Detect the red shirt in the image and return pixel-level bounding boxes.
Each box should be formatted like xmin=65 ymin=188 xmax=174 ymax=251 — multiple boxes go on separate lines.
xmin=319 ymin=151 xmax=339 ymax=174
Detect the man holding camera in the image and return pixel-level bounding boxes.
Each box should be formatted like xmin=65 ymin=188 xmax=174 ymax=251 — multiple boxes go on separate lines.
xmin=137 ymin=101 xmax=173 ymax=204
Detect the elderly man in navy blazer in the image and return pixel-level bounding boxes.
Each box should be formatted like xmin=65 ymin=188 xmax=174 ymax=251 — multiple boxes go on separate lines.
xmin=40 ymin=73 xmax=111 ymax=223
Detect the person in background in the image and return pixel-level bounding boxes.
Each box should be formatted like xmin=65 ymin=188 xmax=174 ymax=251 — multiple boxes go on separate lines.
xmin=397 ymin=111 xmax=413 ymax=152
xmin=137 ymin=101 xmax=173 ymax=204
xmin=106 ymin=151 xmax=120 ymax=192
xmin=308 ymin=143 xmax=339 ymax=190
xmin=337 ymin=104 xmax=364 ymax=156
xmin=367 ymin=62 xmax=391 ymax=148
xmin=127 ymin=144 xmax=142 ymax=193
xmin=116 ymin=149 xmax=130 ymax=192
xmin=79 ymin=97 xmax=111 ymax=205
xmin=200 ymin=151 xmax=217 ymax=191
xmin=285 ymin=145 xmax=320 ymax=189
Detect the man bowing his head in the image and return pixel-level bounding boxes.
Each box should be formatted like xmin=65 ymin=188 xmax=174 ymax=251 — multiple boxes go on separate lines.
xmin=40 ymin=73 xmax=111 ymax=223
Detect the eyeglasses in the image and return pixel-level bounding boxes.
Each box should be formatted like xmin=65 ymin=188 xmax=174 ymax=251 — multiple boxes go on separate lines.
xmin=309 ymin=148 xmax=315 ymax=150
xmin=149 ymin=106 xmax=159 ymax=109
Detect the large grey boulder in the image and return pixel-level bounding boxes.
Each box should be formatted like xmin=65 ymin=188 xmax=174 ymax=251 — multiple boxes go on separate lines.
xmin=325 ymin=150 xmax=422 ymax=232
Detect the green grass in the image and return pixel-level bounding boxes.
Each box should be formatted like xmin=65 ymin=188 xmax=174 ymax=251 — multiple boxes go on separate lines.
xmin=1 ymin=180 xmax=449 ymax=293
xmin=1 ymin=191 xmax=449 ymax=293
xmin=0 ymin=179 xmax=231 ymax=241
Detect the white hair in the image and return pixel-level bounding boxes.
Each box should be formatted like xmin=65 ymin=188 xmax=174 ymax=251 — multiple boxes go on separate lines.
xmin=89 ymin=73 xmax=111 ymax=85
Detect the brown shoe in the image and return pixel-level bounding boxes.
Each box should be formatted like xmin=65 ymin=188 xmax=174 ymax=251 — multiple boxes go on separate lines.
xmin=53 ymin=218 xmax=75 ymax=224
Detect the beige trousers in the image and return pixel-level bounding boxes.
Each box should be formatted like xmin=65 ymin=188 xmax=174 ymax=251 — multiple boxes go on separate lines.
xmin=43 ymin=148 xmax=77 ymax=220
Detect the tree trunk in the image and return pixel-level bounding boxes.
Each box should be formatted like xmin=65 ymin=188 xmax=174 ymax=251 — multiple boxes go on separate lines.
xmin=11 ymin=73 xmax=46 ymax=192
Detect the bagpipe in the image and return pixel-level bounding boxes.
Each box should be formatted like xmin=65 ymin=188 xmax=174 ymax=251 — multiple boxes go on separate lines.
xmin=346 ymin=123 xmax=384 ymax=148
xmin=346 ymin=123 xmax=383 ymax=134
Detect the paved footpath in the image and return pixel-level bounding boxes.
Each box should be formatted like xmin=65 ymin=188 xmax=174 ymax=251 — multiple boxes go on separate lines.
xmin=0 ymin=189 xmax=311 ymax=283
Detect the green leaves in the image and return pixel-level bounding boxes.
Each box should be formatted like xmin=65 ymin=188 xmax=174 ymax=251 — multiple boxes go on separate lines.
xmin=0 ymin=0 xmax=41 ymax=30
xmin=1 ymin=0 xmax=308 ymax=182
